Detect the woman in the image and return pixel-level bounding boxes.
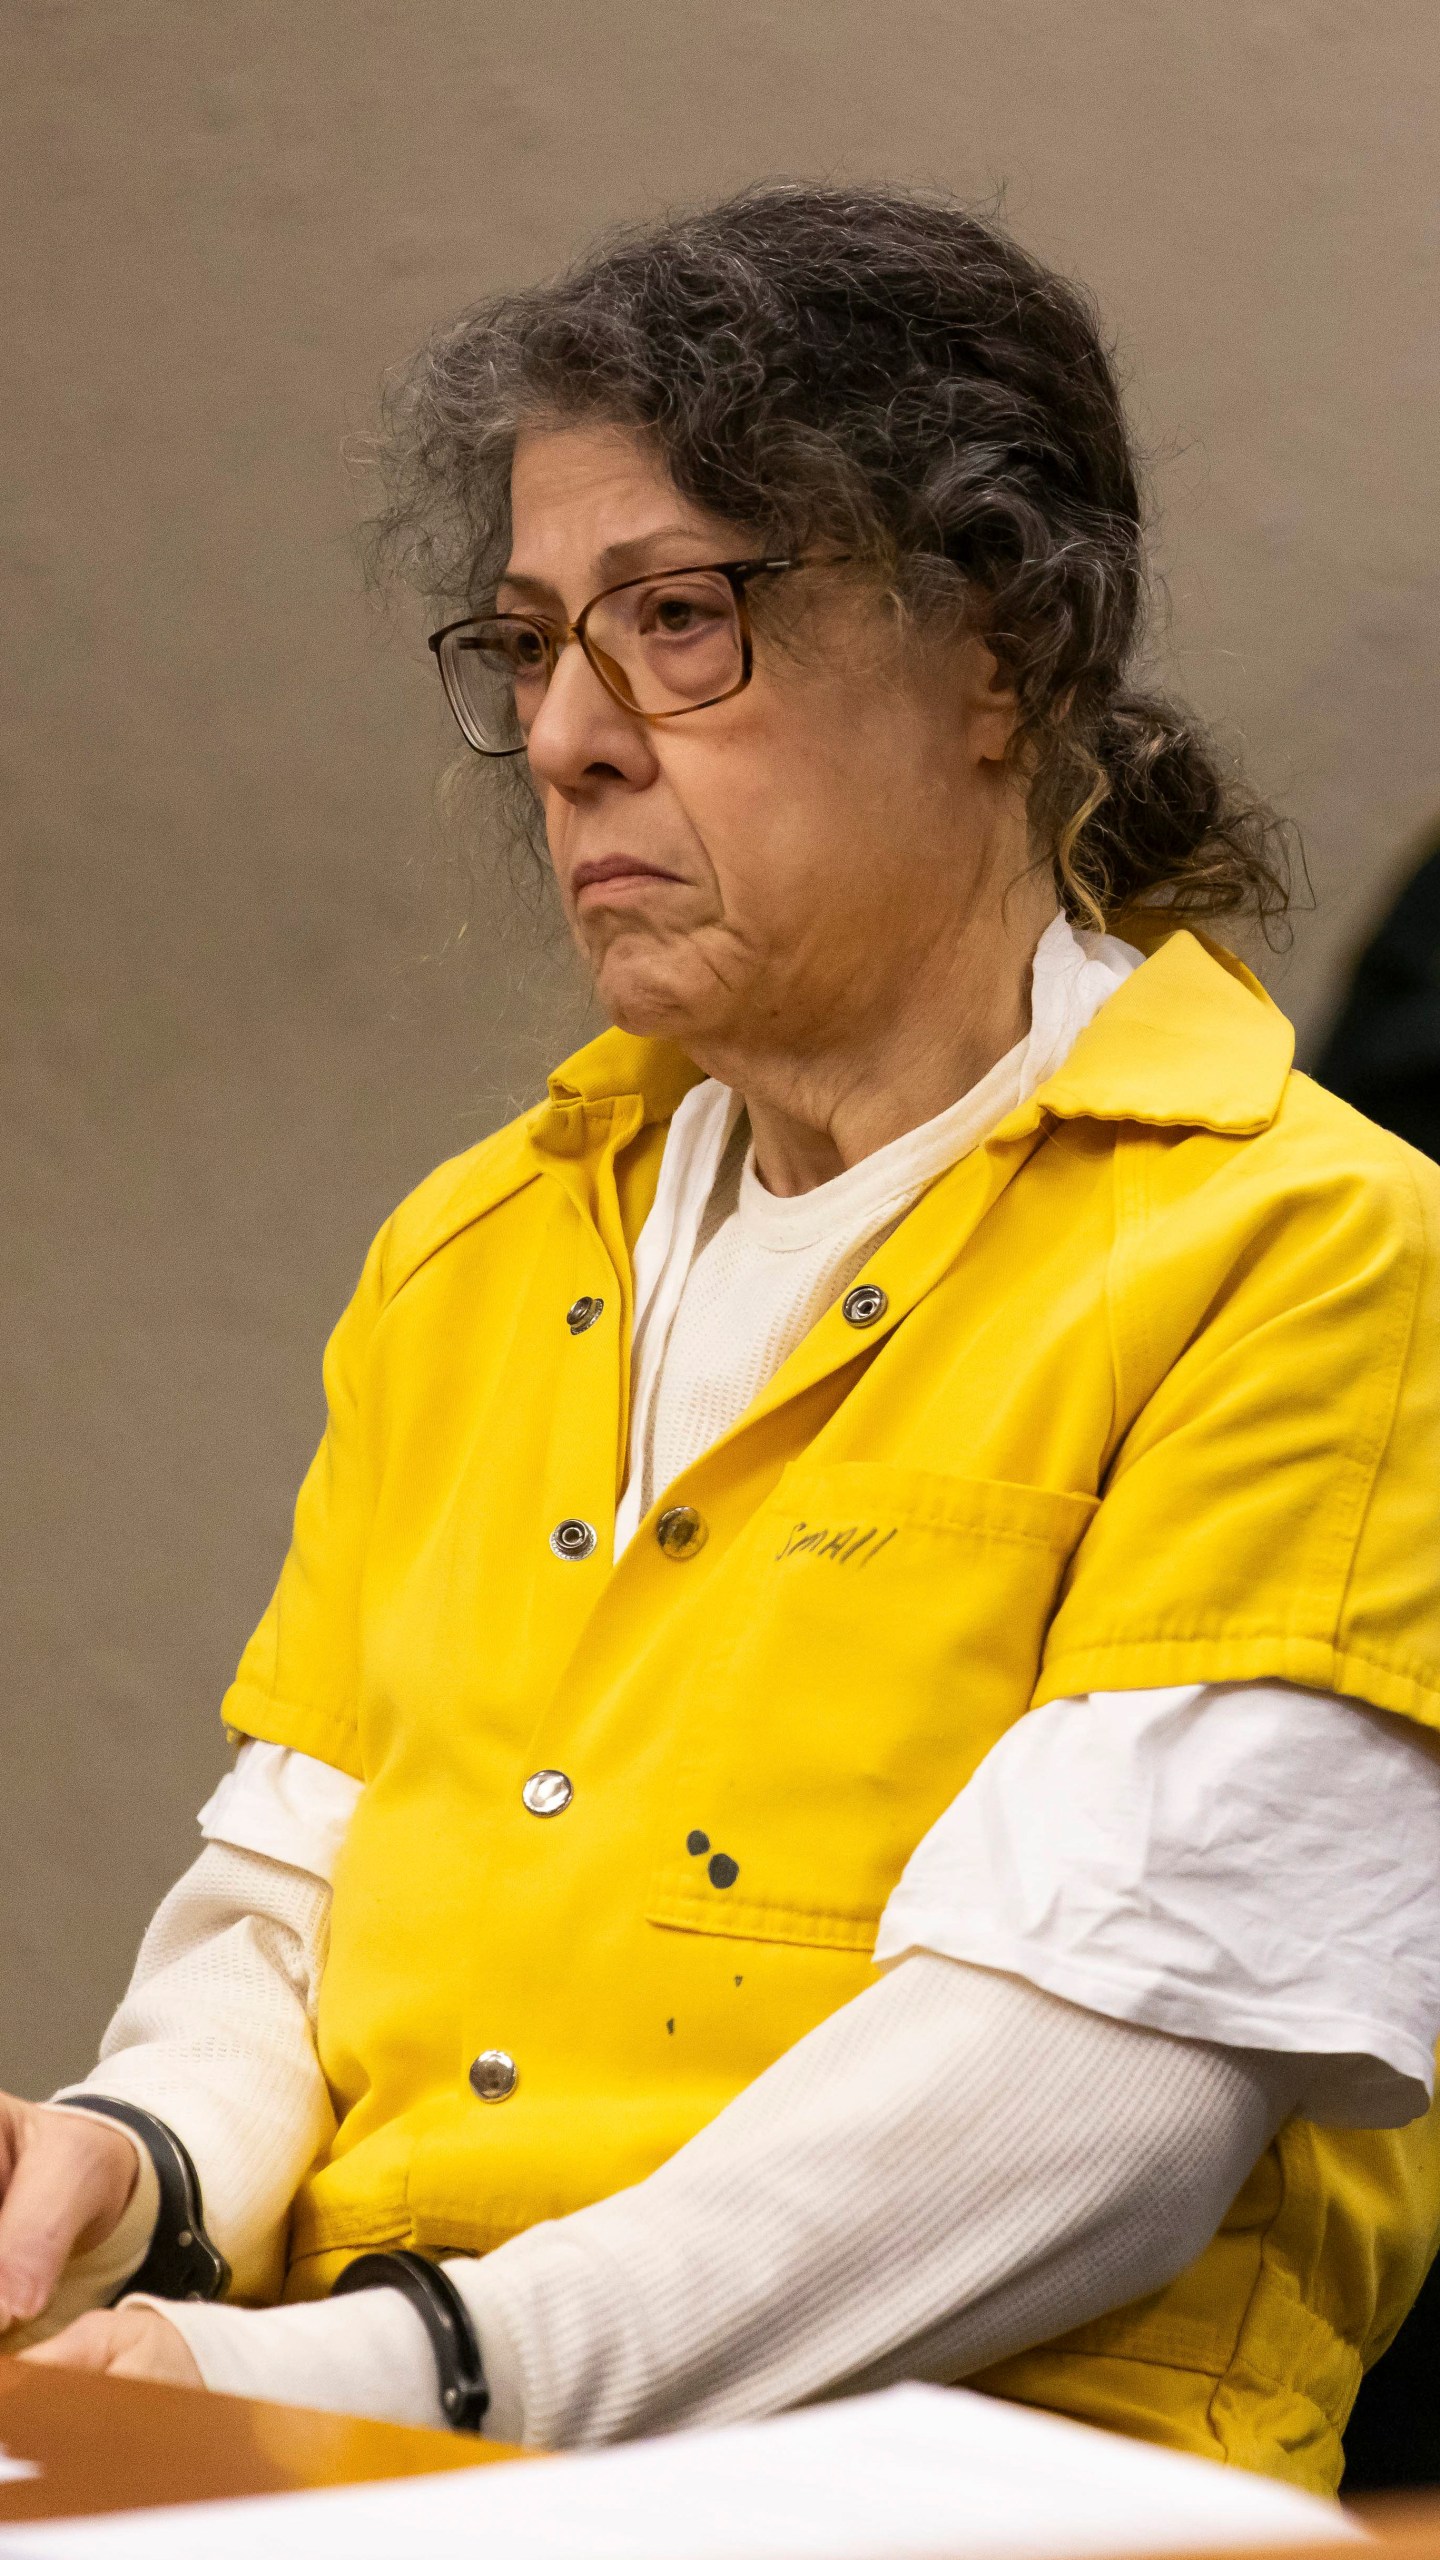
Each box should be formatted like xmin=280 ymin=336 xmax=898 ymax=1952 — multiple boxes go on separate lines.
xmin=5 ymin=186 xmax=1440 ymax=2491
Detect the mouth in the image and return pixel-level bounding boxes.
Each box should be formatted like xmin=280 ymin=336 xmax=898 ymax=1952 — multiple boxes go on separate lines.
xmin=569 ymin=854 xmax=687 ymax=904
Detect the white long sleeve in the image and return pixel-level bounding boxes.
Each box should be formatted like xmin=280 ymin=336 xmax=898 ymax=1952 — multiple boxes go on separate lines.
xmin=54 ymin=1840 xmax=335 ymax=2306
xmin=150 ymin=1953 xmax=1304 ymax=2444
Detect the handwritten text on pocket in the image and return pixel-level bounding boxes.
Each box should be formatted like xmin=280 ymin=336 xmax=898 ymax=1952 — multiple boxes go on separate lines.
xmin=774 ymin=1521 xmax=898 ymax=1566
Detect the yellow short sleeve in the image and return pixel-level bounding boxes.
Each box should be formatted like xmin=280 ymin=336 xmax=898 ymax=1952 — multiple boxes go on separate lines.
xmin=219 ymin=1224 xmax=390 ymax=1780
xmin=1036 ymin=1102 xmax=1440 ymax=1730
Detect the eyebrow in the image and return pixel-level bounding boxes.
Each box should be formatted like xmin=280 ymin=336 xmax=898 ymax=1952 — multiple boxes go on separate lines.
xmin=497 ymin=526 xmax=727 ymax=604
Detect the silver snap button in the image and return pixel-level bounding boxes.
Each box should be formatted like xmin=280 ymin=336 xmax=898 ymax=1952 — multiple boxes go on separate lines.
xmin=550 ymin=1518 xmax=598 ymax=1561
xmin=469 ymin=2049 xmax=518 ymax=2103
xmin=656 ymin=1504 xmax=708 ymax=1560
xmin=842 ymin=1283 xmax=888 ymax=1328
xmin=522 ymin=1768 xmax=573 ymax=1817
xmin=566 ymin=1295 xmax=604 ymax=1335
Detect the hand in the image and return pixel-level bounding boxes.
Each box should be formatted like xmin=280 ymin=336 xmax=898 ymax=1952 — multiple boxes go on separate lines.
xmin=0 ymin=2094 xmax=139 ymax=2332
xmin=19 ymin=2305 xmax=202 ymax=2386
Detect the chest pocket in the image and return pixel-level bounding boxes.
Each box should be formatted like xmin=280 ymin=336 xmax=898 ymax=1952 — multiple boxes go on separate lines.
xmin=646 ymin=1461 xmax=1098 ymax=1952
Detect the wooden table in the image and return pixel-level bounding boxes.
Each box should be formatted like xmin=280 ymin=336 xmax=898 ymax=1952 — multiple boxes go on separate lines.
xmin=5 ymin=2360 xmax=1440 ymax=2555
xmin=0 ymin=2358 xmax=523 ymax=2525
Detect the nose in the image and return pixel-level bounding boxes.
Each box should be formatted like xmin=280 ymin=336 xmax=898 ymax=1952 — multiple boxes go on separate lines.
xmin=524 ymin=636 xmax=657 ymax=794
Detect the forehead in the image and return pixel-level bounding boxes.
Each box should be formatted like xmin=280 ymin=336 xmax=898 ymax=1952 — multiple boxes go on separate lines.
xmin=505 ymin=424 xmax=743 ymax=592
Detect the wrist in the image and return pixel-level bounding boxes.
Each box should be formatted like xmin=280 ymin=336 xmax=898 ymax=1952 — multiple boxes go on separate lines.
xmin=1 ymin=2144 xmax=162 ymax=2351
xmin=50 ymin=2096 xmax=228 ymax=2303
xmin=39 ymin=2100 xmax=148 ymax=2232
xmin=86 ymin=2144 xmax=161 ymax=2275
xmin=141 ymin=2288 xmax=446 ymax=2429
xmin=436 ymin=2254 xmax=526 ymax=2445
xmin=331 ymin=2251 xmax=488 ymax=2432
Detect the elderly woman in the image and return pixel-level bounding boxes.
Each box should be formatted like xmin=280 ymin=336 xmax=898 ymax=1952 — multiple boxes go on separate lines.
xmin=5 ymin=187 xmax=1440 ymax=2493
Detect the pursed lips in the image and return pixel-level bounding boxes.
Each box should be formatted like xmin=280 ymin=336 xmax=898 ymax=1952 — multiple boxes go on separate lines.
xmin=570 ymin=855 xmax=687 ymax=901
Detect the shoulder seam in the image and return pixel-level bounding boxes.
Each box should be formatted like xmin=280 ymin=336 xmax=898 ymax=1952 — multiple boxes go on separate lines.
xmin=377 ymin=1123 xmax=543 ymax=1310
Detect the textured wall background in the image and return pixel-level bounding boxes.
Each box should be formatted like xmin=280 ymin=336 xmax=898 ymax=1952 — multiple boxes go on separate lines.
xmin=3 ymin=0 xmax=1439 ymax=2093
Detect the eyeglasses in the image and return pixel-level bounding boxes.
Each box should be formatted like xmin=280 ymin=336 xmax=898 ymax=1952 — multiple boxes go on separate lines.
xmin=428 ymin=556 xmax=819 ymax=758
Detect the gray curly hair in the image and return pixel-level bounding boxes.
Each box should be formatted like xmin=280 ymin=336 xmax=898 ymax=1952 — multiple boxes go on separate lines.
xmin=373 ymin=183 xmax=1291 ymax=932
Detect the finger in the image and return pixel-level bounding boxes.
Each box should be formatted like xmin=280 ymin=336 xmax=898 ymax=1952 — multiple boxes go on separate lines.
xmin=112 ymin=2318 xmax=204 ymax=2388
xmin=0 ymin=2127 xmax=135 ymax=2331
xmin=19 ymin=2310 xmax=121 ymax=2372
xmin=21 ymin=2307 xmax=203 ymax=2388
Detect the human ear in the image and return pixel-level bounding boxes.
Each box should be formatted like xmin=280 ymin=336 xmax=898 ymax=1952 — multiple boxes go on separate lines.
xmin=961 ymin=638 xmax=1021 ymax=766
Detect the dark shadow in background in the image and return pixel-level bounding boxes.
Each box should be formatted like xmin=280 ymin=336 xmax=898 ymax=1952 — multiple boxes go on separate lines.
xmin=1319 ymin=827 xmax=1440 ymax=2492
xmin=1318 ymin=830 xmax=1440 ymax=1161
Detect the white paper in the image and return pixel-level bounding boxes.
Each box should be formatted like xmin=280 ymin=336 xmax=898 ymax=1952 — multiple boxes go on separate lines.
xmin=0 ymin=2383 xmax=1360 ymax=2560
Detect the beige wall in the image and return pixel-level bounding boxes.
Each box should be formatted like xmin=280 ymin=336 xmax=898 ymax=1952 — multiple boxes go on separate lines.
xmin=3 ymin=1 xmax=1439 ymax=2094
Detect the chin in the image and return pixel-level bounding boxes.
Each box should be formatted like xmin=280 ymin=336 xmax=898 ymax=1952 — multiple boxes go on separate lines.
xmin=604 ymin=987 xmax=693 ymax=1041
xmin=595 ymin=951 xmax=717 ymax=1048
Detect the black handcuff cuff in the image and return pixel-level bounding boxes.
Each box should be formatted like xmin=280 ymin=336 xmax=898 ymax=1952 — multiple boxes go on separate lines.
xmin=332 ymin=2249 xmax=490 ymax=2432
xmin=54 ymin=2101 xmax=488 ymax=2433
xmin=52 ymin=2094 xmax=230 ymax=2303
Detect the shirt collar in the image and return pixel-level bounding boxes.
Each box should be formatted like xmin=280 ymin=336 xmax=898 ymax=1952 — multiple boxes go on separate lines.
xmin=1017 ymin=926 xmax=1294 ymax=1138
xmin=527 ymin=1030 xmax=705 ymax=1159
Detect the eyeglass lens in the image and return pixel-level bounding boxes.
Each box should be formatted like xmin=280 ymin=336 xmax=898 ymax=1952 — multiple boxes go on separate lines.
xmin=439 ymin=569 xmax=746 ymax=753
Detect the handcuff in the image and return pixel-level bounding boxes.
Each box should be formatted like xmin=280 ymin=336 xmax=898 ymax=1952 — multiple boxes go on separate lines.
xmin=332 ymin=2248 xmax=490 ymax=2432
xmin=51 ymin=2094 xmax=230 ymax=2303
xmin=52 ymin=2102 xmax=487 ymax=2432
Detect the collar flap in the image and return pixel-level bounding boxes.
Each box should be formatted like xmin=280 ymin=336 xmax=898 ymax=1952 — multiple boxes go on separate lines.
xmin=529 ymin=1028 xmax=705 ymax=1159
xmin=1022 ymin=929 xmax=1294 ymax=1137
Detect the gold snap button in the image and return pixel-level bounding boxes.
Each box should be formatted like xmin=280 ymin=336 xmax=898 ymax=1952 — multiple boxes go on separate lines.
xmin=550 ymin=1518 xmax=597 ymax=1561
xmin=469 ymin=2049 xmax=518 ymax=2102
xmin=566 ymin=1295 xmax=604 ymax=1334
xmin=522 ymin=1769 xmax=573 ymax=1816
xmin=656 ymin=1504 xmax=708 ymax=1560
xmin=842 ymin=1283 xmax=888 ymax=1328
